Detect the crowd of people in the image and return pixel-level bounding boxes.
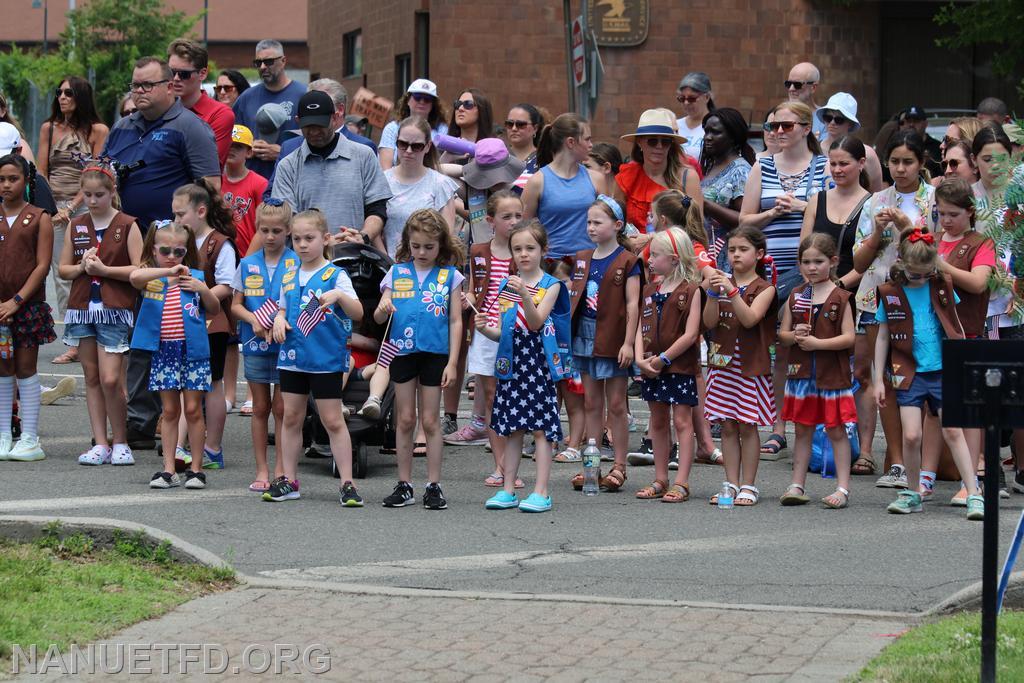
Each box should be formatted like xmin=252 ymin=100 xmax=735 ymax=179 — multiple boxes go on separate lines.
xmin=0 ymin=39 xmax=1021 ymax=517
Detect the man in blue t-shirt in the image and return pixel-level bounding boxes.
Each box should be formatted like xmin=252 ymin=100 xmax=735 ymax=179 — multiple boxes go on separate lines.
xmin=232 ymin=39 xmax=307 ymax=178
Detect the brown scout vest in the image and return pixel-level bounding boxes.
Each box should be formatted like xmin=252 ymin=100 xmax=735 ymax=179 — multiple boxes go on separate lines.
xmin=876 ymin=274 xmax=964 ymax=390
xmin=939 ymin=230 xmax=992 ymax=337
xmin=0 ymin=204 xmax=46 ymax=303
xmin=707 ymin=276 xmax=777 ymax=378
xmin=197 ymin=230 xmax=236 ymax=335
xmin=469 ymin=242 xmax=516 ymax=343
xmin=567 ymin=247 xmax=641 ymax=358
xmin=66 ymin=212 xmax=139 ymax=311
xmin=638 ymin=280 xmax=702 ymax=375
xmin=785 ymin=286 xmax=854 ymax=390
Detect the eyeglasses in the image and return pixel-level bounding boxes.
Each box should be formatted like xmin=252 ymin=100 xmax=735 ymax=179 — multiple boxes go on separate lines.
xmin=55 ymin=88 xmax=75 ymax=98
xmin=762 ymin=121 xmax=803 ymax=133
xmin=784 ymin=80 xmax=816 ymax=90
xmin=676 ymin=94 xmax=702 ymax=104
xmin=264 ymin=197 xmax=286 ymax=207
xmin=409 ymin=93 xmax=434 ymax=103
xmin=643 ymin=137 xmax=674 ymax=148
xmin=213 ymin=85 xmax=236 ymax=94
xmin=171 ymin=69 xmax=198 ymax=81
xmin=396 ymin=139 xmax=427 ymax=152
xmin=505 ymin=119 xmax=531 ymax=130
xmin=454 ymin=99 xmax=476 ymax=111
xmin=253 ymin=57 xmax=283 ymax=68
xmin=820 ymin=113 xmax=847 ymax=125
xmin=941 ymin=158 xmax=962 ymax=172
xmin=129 ymin=80 xmax=169 ymax=93
xmin=157 ymin=245 xmax=188 ymax=258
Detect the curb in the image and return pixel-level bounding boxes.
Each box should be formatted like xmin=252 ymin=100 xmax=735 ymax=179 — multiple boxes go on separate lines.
xmin=924 ymin=569 xmax=1024 ymax=617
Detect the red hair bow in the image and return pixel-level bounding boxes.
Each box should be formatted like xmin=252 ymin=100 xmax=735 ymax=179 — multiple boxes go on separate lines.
xmin=907 ymin=229 xmax=934 ymax=245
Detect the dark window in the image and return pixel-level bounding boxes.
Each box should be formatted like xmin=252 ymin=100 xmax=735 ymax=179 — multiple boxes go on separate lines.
xmin=395 ymin=53 xmax=412 ymax=101
xmin=414 ymin=12 xmax=430 ymax=77
xmin=343 ymin=30 xmax=363 ymax=77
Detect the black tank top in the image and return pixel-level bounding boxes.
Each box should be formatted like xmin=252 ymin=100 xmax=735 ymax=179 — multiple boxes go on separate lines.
xmin=811 ymin=191 xmax=861 ymax=277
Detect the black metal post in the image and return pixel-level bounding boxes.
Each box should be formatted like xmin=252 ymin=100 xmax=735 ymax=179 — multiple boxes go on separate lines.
xmin=981 ymin=377 xmax=1001 ymax=683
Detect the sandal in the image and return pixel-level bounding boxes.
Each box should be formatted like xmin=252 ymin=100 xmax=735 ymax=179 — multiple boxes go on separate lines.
xmin=248 ymin=479 xmax=270 ymax=492
xmin=635 ymin=479 xmax=669 ymax=499
xmin=695 ymin=448 xmax=724 ymax=465
xmin=484 ymin=473 xmax=524 ymax=488
xmin=780 ymin=484 xmax=809 ymax=506
xmin=709 ymin=482 xmax=739 ymax=505
xmin=553 ymin=447 xmax=581 ymax=463
xmin=822 ymin=486 xmax=850 ymax=509
xmin=600 ymin=463 xmax=627 ymax=492
xmin=759 ymin=434 xmax=787 ymax=455
xmin=735 ymin=485 xmax=760 ymax=506
xmin=52 ymin=348 xmax=79 ymax=364
xmin=851 ymin=457 xmax=876 ymax=475
xmin=662 ymin=483 xmax=690 ymax=503
xmin=571 ymin=471 xmax=585 ymax=491
xmin=240 ymin=400 xmax=254 ymax=417
xmin=413 ymin=442 xmax=427 ymax=457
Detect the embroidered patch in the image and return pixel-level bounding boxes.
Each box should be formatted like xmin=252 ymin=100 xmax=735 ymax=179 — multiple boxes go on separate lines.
xmin=244 ymin=275 xmax=264 ymax=289
xmin=393 ymin=278 xmax=414 ymax=292
xmin=247 ymin=264 xmax=260 ymax=274
xmin=145 ymin=280 xmax=164 ymax=293
xmin=322 ymin=267 xmax=336 ymax=281
xmin=787 ymin=364 xmax=802 ymax=374
xmin=404 ymin=327 xmax=414 ymax=338
xmin=282 ymin=270 xmax=296 ymax=284
xmin=496 ymin=357 xmax=511 ymax=375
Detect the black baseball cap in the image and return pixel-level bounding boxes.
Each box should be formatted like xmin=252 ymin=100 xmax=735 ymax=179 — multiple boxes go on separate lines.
xmin=296 ymin=90 xmax=334 ymax=128
xmin=904 ymin=105 xmax=928 ymax=121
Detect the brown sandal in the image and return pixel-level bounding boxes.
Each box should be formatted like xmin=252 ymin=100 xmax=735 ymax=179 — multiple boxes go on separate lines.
xmin=635 ymin=479 xmax=669 ymax=500
xmin=600 ymin=463 xmax=627 ymax=492
xmin=662 ymin=483 xmax=690 ymax=503
xmin=571 ymin=471 xmax=585 ymax=491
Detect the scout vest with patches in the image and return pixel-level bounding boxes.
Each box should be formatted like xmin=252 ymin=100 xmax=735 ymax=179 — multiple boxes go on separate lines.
xmin=66 ymin=212 xmax=139 ymax=315
xmin=197 ymin=230 xmax=237 ymax=335
xmin=939 ymin=230 xmax=992 ymax=337
xmin=278 ymin=262 xmax=353 ymax=374
xmin=638 ymin=280 xmax=703 ymax=376
xmin=877 ymin=274 xmax=964 ymax=390
xmin=469 ymin=242 xmax=516 ymax=343
xmin=785 ymin=286 xmax=853 ymax=390
xmin=706 ymin=276 xmax=777 ymax=378
xmin=0 ymin=203 xmax=46 ymax=303
xmin=238 ymin=248 xmax=298 ymax=357
xmin=130 ymin=268 xmax=211 ymax=360
xmin=567 ymin=247 xmax=641 ymax=357
xmin=494 ymin=272 xmax=573 ymax=383
xmin=388 ymin=262 xmax=458 ymax=355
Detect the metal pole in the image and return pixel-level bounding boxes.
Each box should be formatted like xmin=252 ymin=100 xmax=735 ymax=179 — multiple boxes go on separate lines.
xmin=981 ymin=370 xmax=1002 ymax=683
xmin=563 ymin=0 xmax=575 ymax=113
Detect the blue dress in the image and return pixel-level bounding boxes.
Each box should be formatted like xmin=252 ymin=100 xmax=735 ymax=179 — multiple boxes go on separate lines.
xmin=639 ymin=293 xmax=698 ymax=405
xmin=491 ymin=327 xmax=563 ymax=442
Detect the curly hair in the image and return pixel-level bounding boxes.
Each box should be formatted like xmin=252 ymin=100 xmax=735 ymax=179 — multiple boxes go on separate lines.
xmin=395 ymin=209 xmax=465 ymax=266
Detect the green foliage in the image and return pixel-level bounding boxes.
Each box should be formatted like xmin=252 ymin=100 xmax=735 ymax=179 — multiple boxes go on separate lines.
xmin=111 ymin=529 xmax=173 ymax=565
xmin=0 ymin=44 xmax=81 ymax=122
xmin=935 ymin=0 xmax=1024 ymax=95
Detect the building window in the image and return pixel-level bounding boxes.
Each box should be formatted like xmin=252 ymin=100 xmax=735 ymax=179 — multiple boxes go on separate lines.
xmin=395 ymin=53 xmax=411 ymax=101
xmin=343 ymin=31 xmax=362 ymax=77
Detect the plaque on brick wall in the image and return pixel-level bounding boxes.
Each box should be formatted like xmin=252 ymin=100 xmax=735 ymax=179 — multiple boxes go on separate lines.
xmin=587 ymin=0 xmax=648 ymax=47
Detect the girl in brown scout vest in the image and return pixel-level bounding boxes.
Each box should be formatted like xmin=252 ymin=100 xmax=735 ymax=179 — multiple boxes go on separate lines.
xmin=634 ymin=228 xmax=704 ymax=502
xmin=872 ymin=226 xmax=983 ymax=520
xmin=703 ymin=226 xmax=778 ymax=506
xmin=778 ymin=234 xmax=856 ymax=509
xmin=0 ymin=154 xmax=55 ymax=462
xmin=57 ymin=164 xmax=143 ymax=466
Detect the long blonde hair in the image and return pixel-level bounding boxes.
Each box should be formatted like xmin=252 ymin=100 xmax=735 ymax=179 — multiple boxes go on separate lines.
xmin=649 ymin=227 xmax=699 ymax=285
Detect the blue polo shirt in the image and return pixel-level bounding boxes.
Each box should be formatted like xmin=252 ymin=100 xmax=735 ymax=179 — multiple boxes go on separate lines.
xmin=263 ymin=126 xmax=377 ymax=202
xmin=232 ymin=80 xmax=307 ymax=178
xmin=102 ymin=100 xmax=220 ymax=231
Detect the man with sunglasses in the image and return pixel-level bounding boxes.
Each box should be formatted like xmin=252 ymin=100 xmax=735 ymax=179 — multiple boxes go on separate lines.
xmin=232 ymin=39 xmax=307 ymax=179
xmin=785 ymin=62 xmax=825 ymax=141
xmin=168 ymin=39 xmax=235 ymax=166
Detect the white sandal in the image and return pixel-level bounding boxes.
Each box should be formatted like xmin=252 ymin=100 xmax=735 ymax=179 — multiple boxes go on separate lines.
xmin=709 ymin=482 xmax=739 ymax=505
xmin=735 ymin=485 xmax=760 ymax=506
xmin=822 ymin=486 xmax=850 ymax=509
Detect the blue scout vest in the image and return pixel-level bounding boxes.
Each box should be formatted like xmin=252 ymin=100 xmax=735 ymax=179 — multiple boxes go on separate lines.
xmin=130 ymin=268 xmax=211 ymax=360
xmin=494 ymin=272 xmax=573 ymax=382
xmin=278 ymin=262 xmax=353 ymax=373
xmin=388 ymin=262 xmax=457 ymax=355
xmin=238 ymin=248 xmax=298 ymax=357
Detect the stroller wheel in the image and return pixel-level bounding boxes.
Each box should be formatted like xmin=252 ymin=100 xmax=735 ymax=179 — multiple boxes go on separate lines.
xmin=353 ymin=441 xmax=368 ymax=479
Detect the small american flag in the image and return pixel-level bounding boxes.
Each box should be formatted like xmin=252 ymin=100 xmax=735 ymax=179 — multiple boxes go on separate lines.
xmin=377 ymin=339 xmax=402 ymax=369
xmin=252 ymin=299 xmax=280 ymax=330
xmin=792 ymin=283 xmax=813 ymax=325
xmin=586 ymin=290 xmax=599 ymax=311
xmin=485 ymin=280 xmax=521 ymax=313
xmin=296 ymin=292 xmax=329 ymax=336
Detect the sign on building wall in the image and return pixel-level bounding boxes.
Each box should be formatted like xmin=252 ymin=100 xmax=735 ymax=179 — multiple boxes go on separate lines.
xmin=586 ymin=0 xmax=649 ymax=47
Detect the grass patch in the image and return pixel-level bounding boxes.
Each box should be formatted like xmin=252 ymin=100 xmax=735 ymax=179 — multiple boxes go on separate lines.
xmin=854 ymin=610 xmax=1024 ymax=682
xmin=0 ymin=524 xmax=234 ymax=675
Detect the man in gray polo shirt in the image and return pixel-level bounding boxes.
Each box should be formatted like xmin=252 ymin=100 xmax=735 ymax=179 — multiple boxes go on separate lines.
xmin=271 ymin=90 xmax=391 ymax=254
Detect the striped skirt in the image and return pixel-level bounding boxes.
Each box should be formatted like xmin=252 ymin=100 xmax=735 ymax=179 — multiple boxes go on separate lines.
xmin=704 ymin=358 xmax=777 ymax=427
xmin=781 ymin=378 xmax=857 ymax=429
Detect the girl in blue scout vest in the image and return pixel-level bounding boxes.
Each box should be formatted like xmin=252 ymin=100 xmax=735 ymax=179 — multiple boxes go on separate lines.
xmin=479 ymin=220 xmax=573 ymax=513
xmin=374 ymin=208 xmax=466 ymax=510
xmin=230 ymin=199 xmax=296 ymax=493
xmin=0 ymin=154 xmax=55 ymax=463
xmin=268 ymin=209 xmax=364 ymax=507
xmin=129 ymin=221 xmax=220 ymax=490
xmin=57 ymin=165 xmax=143 ymax=467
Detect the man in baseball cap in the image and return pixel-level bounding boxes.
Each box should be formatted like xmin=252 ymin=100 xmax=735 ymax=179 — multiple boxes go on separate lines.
xmin=902 ymin=106 xmax=942 ymax=177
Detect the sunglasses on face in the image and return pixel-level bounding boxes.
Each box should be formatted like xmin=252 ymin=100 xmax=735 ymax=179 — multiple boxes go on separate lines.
xmin=253 ymin=57 xmax=282 ymax=68
xmin=643 ymin=137 xmax=674 ymax=148
xmin=157 ymin=246 xmax=188 ymax=258
xmin=784 ymin=80 xmax=816 ymax=90
xmin=396 ymin=139 xmax=427 ymax=152
xmin=409 ymin=93 xmax=434 ymax=103
xmin=505 ymin=119 xmax=531 ymax=130
xmin=55 ymin=88 xmax=75 ymax=98
xmin=171 ymin=69 xmax=198 ymax=81
xmin=676 ymin=94 xmax=702 ymax=104
xmin=906 ymin=270 xmax=933 ymax=281
xmin=129 ymin=80 xmax=169 ymax=93
xmin=942 ymin=158 xmax=962 ymax=172
xmin=763 ymin=121 xmax=802 ymax=133
xmin=454 ymin=99 xmax=476 ymax=111
xmin=821 ymin=113 xmax=847 ymax=125
xmin=213 ymin=85 xmax=236 ymax=93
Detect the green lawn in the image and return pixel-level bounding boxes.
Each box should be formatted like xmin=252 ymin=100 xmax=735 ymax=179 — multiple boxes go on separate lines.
xmin=854 ymin=610 xmax=1024 ymax=682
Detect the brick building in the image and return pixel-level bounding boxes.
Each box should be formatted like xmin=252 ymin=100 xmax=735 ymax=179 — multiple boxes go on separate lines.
xmin=309 ymin=0 xmax=1020 ymax=149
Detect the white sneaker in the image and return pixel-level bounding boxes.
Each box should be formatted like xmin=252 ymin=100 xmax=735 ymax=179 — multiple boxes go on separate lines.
xmin=875 ymin=464 xmax=908 ymax=489
xmin=8 ymin=435 xmax=46 ymax=461
xmin=41 ymin=376 xmax=76 ymax=405
xmin=78 ymin=444 xmax=112 ymax=466
xmin=111 ymin=444 xmax=135 ymax=466
xmin=0 ymin=432 xmax=12 ymax=460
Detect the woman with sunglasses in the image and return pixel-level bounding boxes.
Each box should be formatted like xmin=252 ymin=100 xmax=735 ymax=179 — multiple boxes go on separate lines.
xmin=675 ymin=72 xmax=714 ymax=160
xmin=940 ymin=116 xmax=984 ymax=157
xmin=934 ymin=140 xmax=979 ymax=187
xmin=504 ymin=103 xmax=544 ymax=167
xmin=379 ymin=79 xmax=449 ymax=170
xmin=37 ymin=77 xmax=109 ymax=363
xmin=0 ymin=92 xmax=35 ymax=163
xmin=814 ymin=93 xmax=883 ymax=192
xmin=440 ymin=88 xmax=493 ymax=166
xmin=214 ymin=70 xmax=250 ymax=108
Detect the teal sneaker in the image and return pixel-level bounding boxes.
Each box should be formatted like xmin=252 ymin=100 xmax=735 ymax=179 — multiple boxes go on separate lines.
xmin=887 ymin=490 xmax=922 ymax=514
xmin=966 ymin=494 xmax=985 ymax=521
xmin=202 ymin=447 xmax=224 ymax=469
xmin=518 ymin=492 xmax=552 ymax=513
xmin=485 ymin=490 xmax=519 ymax=509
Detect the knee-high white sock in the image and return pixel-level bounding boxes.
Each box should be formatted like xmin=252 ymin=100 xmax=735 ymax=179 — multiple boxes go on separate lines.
xmin=16 ymin=375 xmax=40 ymax=438
xmin=0 ymin=375 xmax=13 ymax=434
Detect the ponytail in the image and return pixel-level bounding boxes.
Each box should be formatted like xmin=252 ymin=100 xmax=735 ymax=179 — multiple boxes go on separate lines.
xmin=173 ymin=180 xmax=236 ymax=240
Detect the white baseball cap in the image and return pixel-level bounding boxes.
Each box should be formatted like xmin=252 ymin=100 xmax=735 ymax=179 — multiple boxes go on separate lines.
xmin=407 ymin=79 xmax=438 ymax=98
xmin=0 ymin=122 xmax=21 ymax=156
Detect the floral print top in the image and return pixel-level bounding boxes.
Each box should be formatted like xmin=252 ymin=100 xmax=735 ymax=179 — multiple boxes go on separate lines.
xmin=701 ymin=157 xmax=751 ymax=260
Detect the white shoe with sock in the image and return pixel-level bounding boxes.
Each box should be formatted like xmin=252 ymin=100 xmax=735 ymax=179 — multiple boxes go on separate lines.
xmin=8 ymin=435 xmax=45 ymax=461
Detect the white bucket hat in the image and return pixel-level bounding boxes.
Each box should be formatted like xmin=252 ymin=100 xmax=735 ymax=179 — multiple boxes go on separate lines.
xmin=815 ymin=92 xmax=860 ymax=132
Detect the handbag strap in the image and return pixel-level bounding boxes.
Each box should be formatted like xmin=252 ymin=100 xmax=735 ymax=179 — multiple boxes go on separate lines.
xmin=837 ymin=193 xmax=871 ymax=255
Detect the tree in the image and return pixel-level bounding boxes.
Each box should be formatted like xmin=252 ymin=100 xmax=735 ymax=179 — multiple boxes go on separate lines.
xmin=935 ymin=0 xmax=1024 ymax=95
xmin=0 ymin=45 xmax=79 ymax=125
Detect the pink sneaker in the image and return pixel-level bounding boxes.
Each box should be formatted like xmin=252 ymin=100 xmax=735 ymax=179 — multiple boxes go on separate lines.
xmin=443 ymin=422 xmax=488 ymax=446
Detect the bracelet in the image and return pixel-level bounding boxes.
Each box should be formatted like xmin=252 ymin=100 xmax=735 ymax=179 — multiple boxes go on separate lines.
xmin=726 ymin=287 xmax=740 ymax=298
xmin=658 ymin=353 xmax=672 ymax=367
xmin=707 ymin=290 xmax=720 ymax=299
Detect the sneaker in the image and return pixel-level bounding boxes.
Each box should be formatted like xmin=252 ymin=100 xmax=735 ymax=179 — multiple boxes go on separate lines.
xmin=1014 ymin=469 xmax=1024 ymax=494
xmin=40 ymin=376 xmax=76 ymax=405
xmin=441 ymin=414 xmax=458 ymax=436
xmin=887 ymin=490 xmax=923 ymax=514
xmin=305 ymin=442 xmax=331 ymax=459
xmin=8 ymin=435 xmax=45 ymax=461
xmin=149 ymin=471 xmax=180 ymax=489
xmin=382 ymin=481 xmax=415 ymax=507
xmin=627 ymin=379 xmax=642 ymax=397
xmin=184 ymin=470 xmax=207 ymax=489
xmin=340 ymin=481 xmax=364 ymax=507
xmin=485 ymin=490 xmax=519 ymax=509
xmin=522 ymin=436 xmax=536 ymax=457
xmin=111 ymin=444 xmax=135 ymax=466
xmin=342 ymin=404 xmax=351 ymax=418
xmin=627 ymin=413 xmax=640 ymax=433
xmin=966 ymin=494 xmax=985 ymax=521
xmin=600 ymin=433 xmax=614 ymax=462
xmin=998 ymin=468 xmax=1010 ymax=499
xmin=262 ymin=476 xmax=300 ymax=501
xmin=518 ymin=492 xmax=552 ymax=513
xmin=357 ymin=395 xmax=382 ymax=420
xmin=174 ymin=446 xmax=192 ymax=472
xmin=668 ymin=443 xmax=680 ymax=470
xmin=443 ymin=421 xmax=489 ymax=446
xmin=0 ymin=431 xmax=11 ymax=460
xmin=78 ymin=444 xmax=112 ymax=466
xmin=423 ymin=482 xmax=448 ymax=510
xmin=202 ymin=447 xmax=224 ymax=469
xmin=876 ymin=464 xmax=908 ymax=489
xmin=126 ymin=427 xmax=156 ymax=451
xmin=919 ymin=487 xmax=934 ymax=502
xmin=627 ymin=438 xmax=654 ymax=466
xmin=951 ymin=486 xmax=968 ymax=507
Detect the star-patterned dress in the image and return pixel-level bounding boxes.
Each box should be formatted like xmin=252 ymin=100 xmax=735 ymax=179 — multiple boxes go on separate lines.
xmin=491 ymin=325 xmax=563 ymax=443
xmin=148 ymin=285 xmax=212 ymax=392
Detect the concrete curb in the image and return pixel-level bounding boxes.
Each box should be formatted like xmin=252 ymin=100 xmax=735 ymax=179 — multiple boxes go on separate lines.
xmin=924 ymin=569 xmax=1024 ymax=616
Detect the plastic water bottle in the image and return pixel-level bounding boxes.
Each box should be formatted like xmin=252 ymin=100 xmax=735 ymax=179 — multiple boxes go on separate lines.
xmin=0 ymin=325 xmax=11 ymax=360
xmin=717 ymin=482 xmax=734 ymax=509
xmin=582 ymin=438 xmax=601 ymax=496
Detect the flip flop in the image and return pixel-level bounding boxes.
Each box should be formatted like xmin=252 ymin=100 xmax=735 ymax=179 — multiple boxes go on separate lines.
xmin=248 ymin=480 xmax=270 ymax=492
xmin=52 ymin=349 xmax=79 ymax=364
xmin=759 ymin=434 xmax=787 ymax=455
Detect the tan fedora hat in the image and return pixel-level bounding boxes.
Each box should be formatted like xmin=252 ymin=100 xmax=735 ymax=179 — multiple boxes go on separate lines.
xmin=621 ymin=108 xmax=688 ymax=144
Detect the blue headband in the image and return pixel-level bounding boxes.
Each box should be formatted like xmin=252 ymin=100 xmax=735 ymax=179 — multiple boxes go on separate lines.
xmin=597 ymin=194 xmax=624 ymax=222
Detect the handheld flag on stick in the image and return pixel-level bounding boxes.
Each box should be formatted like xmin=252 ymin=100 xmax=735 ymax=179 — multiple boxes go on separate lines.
xmin=296 ymin=292 xmax=329 ymax=336
xmin=793 ymin=282 xmax=813 ymax=326
xmin=252 ymin=299 xmax=280 ymax=330
xmin=374 ymin=314 xmax=401 ymax=369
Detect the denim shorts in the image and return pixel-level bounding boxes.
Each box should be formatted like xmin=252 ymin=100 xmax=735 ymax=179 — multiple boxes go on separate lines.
xmin=63 ymin=319 xmax=132 ymax=354
xmin=856 ymin=310 xmax=878 ymax=335
xmin=244 ymin=353 xmax=280 ymax=385
xmin=895 ymin=370 xmax=942 ymax=415
xmin=572 ymin=315 xmax=630 ymax=380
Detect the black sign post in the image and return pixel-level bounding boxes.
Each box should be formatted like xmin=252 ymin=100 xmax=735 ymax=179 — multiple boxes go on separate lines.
xmin=943 ymin=340 xmax=1024 ymax=683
